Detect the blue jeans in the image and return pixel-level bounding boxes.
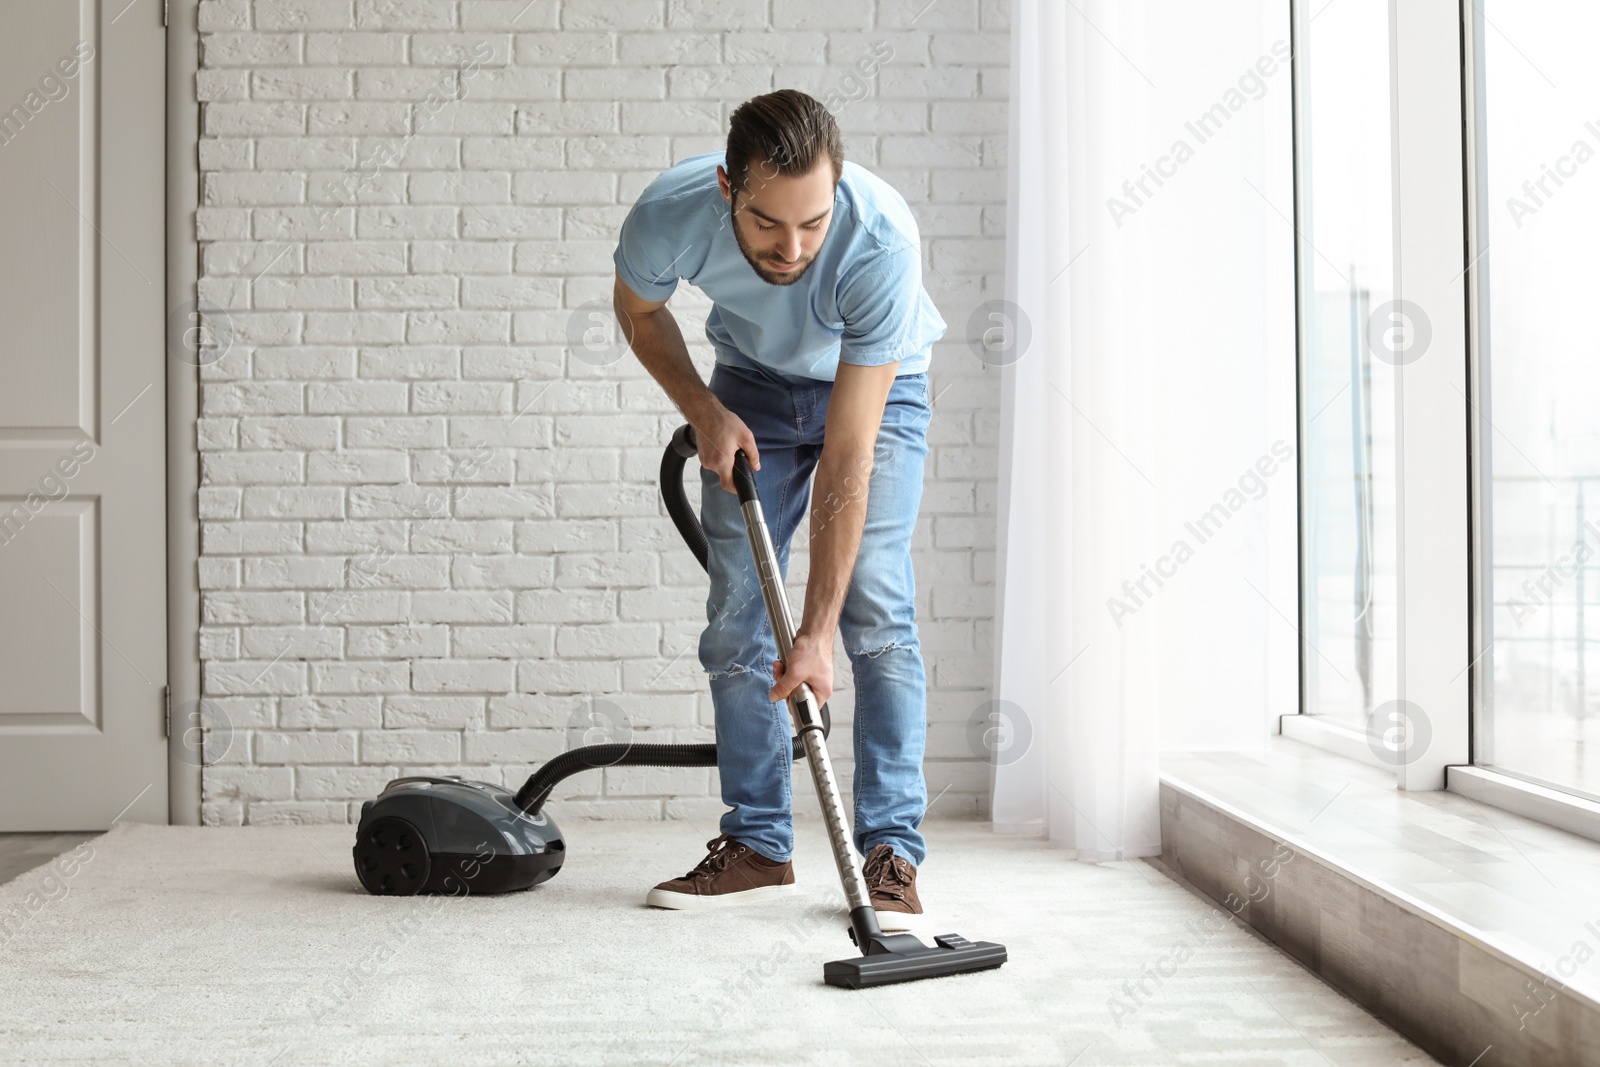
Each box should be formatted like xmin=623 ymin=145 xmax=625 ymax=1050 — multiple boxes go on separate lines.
xmin=697 ymin=361 xmax=932 ymax=867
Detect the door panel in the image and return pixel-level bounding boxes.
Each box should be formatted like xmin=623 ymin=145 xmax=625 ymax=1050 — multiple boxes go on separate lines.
xmin=0 ymin=0 xmax=168 ymax=828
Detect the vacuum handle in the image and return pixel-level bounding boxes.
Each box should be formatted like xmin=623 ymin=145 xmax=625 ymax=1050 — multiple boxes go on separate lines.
xmin=731 ymin=448 xmax=760 ymax=506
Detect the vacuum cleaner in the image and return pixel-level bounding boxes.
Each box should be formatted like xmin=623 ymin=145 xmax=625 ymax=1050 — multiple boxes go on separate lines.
xmin=352 ymin=424 xmax=1007 ymax=988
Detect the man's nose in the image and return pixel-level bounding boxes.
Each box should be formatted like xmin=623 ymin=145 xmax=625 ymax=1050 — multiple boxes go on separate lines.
xmin=778 ymin=230 xmax=802 ymax=260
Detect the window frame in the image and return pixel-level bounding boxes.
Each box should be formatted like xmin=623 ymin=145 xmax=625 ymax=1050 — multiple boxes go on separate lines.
xmin=1289 ymin=0 xmax=1600 ymax=844
xmin=1288 ymin=0 xmax=1473 ymax=790
xmin=1453 ymin=0 xmax=1600 ymax=842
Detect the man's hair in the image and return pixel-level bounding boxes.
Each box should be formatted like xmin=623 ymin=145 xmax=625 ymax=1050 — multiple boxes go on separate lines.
xmin=724 ymin=90 xmax=843 ymax=199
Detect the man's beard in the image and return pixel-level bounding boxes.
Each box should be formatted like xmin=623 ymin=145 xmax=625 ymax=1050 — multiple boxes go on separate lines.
xmin=729 ymin=199 xmax=817 ymax=286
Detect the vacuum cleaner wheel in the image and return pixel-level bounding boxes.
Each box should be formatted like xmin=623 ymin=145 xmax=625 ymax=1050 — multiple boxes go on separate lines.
xmin=354 ymin=815 xmax=432 ymax=896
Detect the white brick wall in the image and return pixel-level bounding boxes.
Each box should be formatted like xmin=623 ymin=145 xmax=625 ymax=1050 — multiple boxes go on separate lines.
xmin=194 ymin=0 xmax=1009 ymax=827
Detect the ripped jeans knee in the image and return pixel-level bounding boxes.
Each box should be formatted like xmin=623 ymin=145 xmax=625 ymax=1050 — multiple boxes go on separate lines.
xmin=705 ymin=661 xmax=758 ymax=680
xmin=845 ymin=638 xmax=917 ymax=660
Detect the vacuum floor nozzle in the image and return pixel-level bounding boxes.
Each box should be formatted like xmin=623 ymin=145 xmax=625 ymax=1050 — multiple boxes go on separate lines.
xmin=824 ymin=931 xmax=1008 ymax=989
xmin=824 ymin=907 xmax=1007 ymax=989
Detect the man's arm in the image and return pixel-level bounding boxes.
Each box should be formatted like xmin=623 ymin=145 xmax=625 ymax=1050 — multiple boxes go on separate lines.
xmin=612 ymin=272 xmax=715 ymax=427
xmin=796 ymin=245 xmax=924 ymax=643
xmin=613 ymin=271 xmax=760 ymax=489
xmin=769 ymin=359 xmax=898 ymax=705
xmin=800 ymin=359 xmax=898 ymax=637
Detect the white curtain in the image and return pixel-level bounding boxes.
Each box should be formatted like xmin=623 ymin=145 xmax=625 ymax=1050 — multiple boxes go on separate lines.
xmin=991 ymin=0 xmax=1297 ymax=860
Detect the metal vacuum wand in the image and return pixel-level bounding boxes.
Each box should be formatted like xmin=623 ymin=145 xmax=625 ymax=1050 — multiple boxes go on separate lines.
xmin=735 ymin=461 xmax=874 ymax=917
xmin=729 ymin=449 xmax=1007 ymax=989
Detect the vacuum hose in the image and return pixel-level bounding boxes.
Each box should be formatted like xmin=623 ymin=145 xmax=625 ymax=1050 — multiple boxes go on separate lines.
xmin=512 ymin=424 xmax=830 ymax=815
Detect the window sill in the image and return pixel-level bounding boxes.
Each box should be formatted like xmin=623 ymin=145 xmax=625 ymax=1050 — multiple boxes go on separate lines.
xmin=1448 ymin=764 xmax=1600 ymax=849
xmin=1277 ymin=712 xmax=1394 ymax=772
xmin=1160 ymin=737 xmax=1600 ymax=1064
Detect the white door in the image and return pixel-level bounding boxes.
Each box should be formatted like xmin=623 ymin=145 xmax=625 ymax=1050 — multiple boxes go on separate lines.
xmin=0 ymin=1 xmax=168 ymax=829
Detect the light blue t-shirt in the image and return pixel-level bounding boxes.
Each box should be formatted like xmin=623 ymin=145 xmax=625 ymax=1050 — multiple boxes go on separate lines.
xmin=613 ymin=152 xmax=945 ymax=384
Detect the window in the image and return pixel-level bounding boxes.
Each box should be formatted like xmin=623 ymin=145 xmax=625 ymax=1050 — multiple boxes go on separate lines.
xmin=1472 ymin=0 xmax=1600 ymax=802
xmin=1289 ymin=0 xmax=1473 ymax=792
xmin=1288 ymin=0 xmax=1600 ymax=833
xmin=1294 ymin=0 xmax=1398 ymax=731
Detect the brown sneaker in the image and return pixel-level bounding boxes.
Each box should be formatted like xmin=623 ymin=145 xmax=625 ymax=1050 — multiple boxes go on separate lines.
xmin=645 ymin=834 xmax=797 ymax=910
xmin=863 ymin=844 xmax=923 ymax=932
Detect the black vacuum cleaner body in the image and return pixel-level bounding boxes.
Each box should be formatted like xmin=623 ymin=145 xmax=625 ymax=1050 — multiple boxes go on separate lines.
xmin=352 ymin=424 xmax=1007 ymax=988
xmin=353 ymin=777 xmax=564 ymax=896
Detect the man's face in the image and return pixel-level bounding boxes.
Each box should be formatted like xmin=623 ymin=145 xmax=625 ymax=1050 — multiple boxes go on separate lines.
xmin=717 ymin=156 xmax=836 ymax=286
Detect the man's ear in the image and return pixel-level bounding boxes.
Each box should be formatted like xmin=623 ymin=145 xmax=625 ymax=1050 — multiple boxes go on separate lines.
xmin=716 ymin=165 xmax=731 ymax=204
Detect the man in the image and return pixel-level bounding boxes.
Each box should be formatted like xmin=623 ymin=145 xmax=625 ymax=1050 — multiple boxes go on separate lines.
xmin=611 ymin=90 xmax=944 ymax=930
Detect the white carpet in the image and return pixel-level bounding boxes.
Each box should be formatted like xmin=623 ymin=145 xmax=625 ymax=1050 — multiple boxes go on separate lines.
xmin=0 ymin=818 xmax=1436 ymax=1066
